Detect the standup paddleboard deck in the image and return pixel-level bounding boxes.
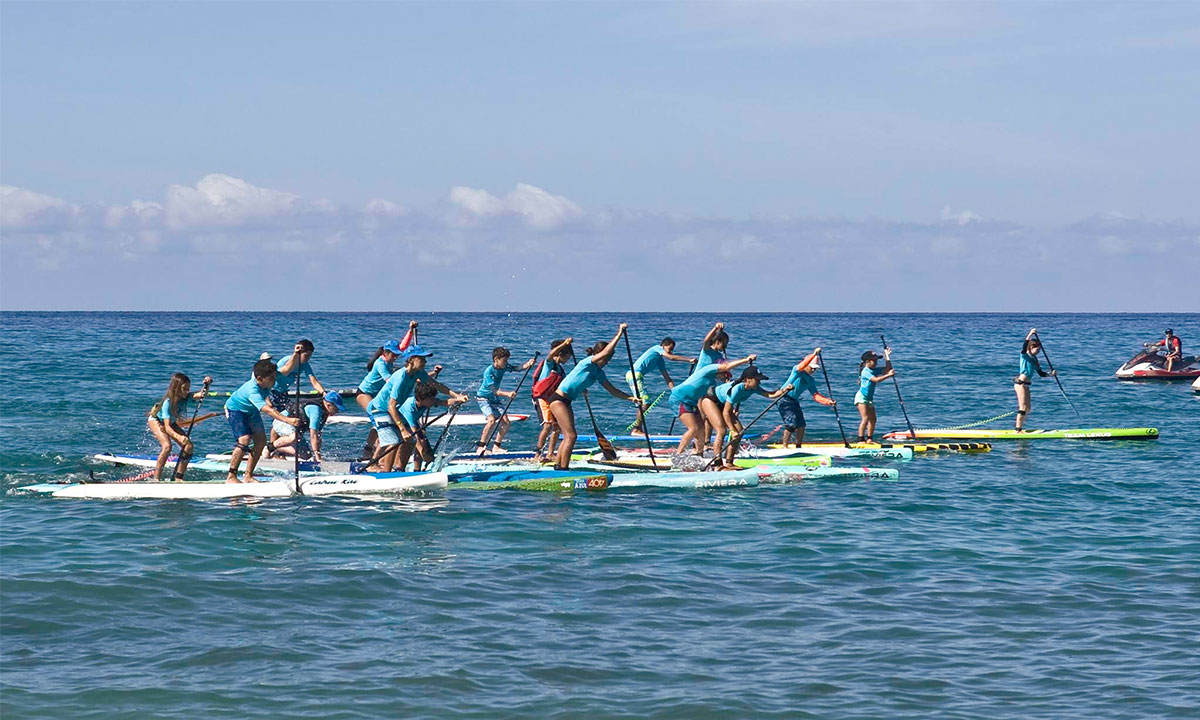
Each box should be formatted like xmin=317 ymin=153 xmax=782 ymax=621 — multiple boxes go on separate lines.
xmin=883 ymin=427 xmax=1159 ymax=441
xmin=326 ymin=413 xmax=529 ymax=426
xmin=28 ymin=471 xmax=448 ymax=499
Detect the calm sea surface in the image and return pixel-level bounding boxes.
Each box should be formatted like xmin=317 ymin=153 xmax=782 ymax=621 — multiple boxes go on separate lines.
xmin=2 ymin=312 xmax=1198 ymax=719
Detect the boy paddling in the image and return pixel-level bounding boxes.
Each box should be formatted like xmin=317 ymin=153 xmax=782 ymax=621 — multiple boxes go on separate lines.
xmin=476 ymin=347 xmax=537 ymax=454
xmin=225 ymin=359 xmax=302 ymax=483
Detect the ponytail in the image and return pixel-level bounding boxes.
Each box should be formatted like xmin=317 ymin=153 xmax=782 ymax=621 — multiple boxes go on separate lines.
xmin=366 ymin=347 xmax=385 ymax=371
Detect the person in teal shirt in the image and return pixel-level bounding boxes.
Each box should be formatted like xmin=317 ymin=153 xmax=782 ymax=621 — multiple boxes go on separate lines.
xmin=224 ymin=359 xmax=301 ymax=483
xmin=717 ymin=366 xmax=793 ymax=468
xmin=532 ymin=338 xmax=574 ymax=464
xmin=400 ymin=384 xmax=457 ymax=471
xmin=1014 ymin=328 xmax=1054 ymax=431
xmin=476 ymin=346 xmax=538 ymax=455
xmin=356 ymin=322 xmax=419 ymax=458
xmin=147 ymin=372 xmax=213 ymax=481
xmin=688 ymin=322 xmax=729 ymax=378
xmin=547 ymin=324 xmax=639 ymax=470
xmin=269 ymin=391 xmax=346 ymax=464
xmin=626 ymin=338 xmax=694 ymax=434
xmin=365 ymin=346 xmax=467 ymax=472
xmin=777 ymin=349 xmax=836 ymax=447
xmin=854 ymin=348 xmax=894 ymax=442
xmin=669 ymin=353 xmax=757 ymax=461
xmin=262 ymin=340 xmax=327 ymax=411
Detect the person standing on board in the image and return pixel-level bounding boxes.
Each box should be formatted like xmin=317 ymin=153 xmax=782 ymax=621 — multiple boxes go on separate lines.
xmin=400 ymin=384 xmax=457 ymax=471
xmin=854 ymin=348 xmax=895 ymax=442
xmin=366 ymin=345 xmax=468 ymax=472
xmin=691 ymin=322 xmax=729 ymax=375
xmin=268 ymin=340 xmax=328 ymax=416
xmin=147 ymin=372 xmax=213 ymax=481
xmin=531 ymin=338 xmax=573 ymax=464
xmin=670 ymin=354 xmax=758 ymax=461
xmin=716 ymin=367 xmax=792 ymax=469
xmin=547 ymin=325 xmax=639 ymax=470
xmin=475 ymin=347 xmax=537 ymax=455
xmin=269 ymin=391 xmax=345 ymax=464
xmin=356 ymin=324 xmax=417 ymax=457
xmin=1149 ymin=328 xmax=1183 ymax=372
xmin=1014 ymin=329 xmax=1054 ymax=432
xmin=225 ymin=359 xmax=301 ymax=483
xmin=626 ymin=338 xmax=695 ymax=435
xmin=777 ymin=348 xmax=836 ymax=447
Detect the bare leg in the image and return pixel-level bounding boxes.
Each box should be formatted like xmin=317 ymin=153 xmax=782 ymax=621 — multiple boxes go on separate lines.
xmin=1014 ymin=383 xmax=1031 ymax=430
xmin=676 ymin=410 xmax=700 ymax=455
xmin=864 ymin=406 xmax=878 ymax=441
xmin=549 ymin=400 xmax=577 ymax=470
xmin=856 ymin=403 xmax=870 ymax=441
xmin=492 ymin=417 xmax=512 ymax=449
xmin=228 ymin=434 xmax=252 ymax=482
xmin=794 ymin=426 xmax=806 ymax=446
xmin=699 ymin=398 xmax=726 ymax=468
xmin=478 ymin=417 xmax=496 ymax=451
xmin=149 ymin=417 xmax=173 ymax=481
xmin=242 ymin=430 xmax=268 ymax=482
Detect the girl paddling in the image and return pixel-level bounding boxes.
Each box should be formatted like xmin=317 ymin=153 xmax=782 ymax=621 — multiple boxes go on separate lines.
xmin=356 ymin=323 xmax=417 ymax=457
xmin=147 ymin=373 xmax=213 ymax=481
xmin=1014 ymin=328 xmax=1055 ymax=431
xmin=670 ymin=354 xmax=757 ymax=462
xmin=717 ymin=366 xmax=791 ymax=469
xmin=854 ymin=348 xmax=895 ymax=442
xmin=778 ymin=348 xmax=836 ymax=447
xmin=548 ymin=325 xmax=639 ymax=470
xmin=531 ymin=338 xmax=573 ymax=464
xmin=627 ymin=338 xmax=694 ymax=434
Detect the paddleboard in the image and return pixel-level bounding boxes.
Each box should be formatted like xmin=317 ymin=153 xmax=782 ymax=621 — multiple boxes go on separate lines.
xmin=38 ymin=471 xmax=447 ymax=499
xmin=326 ymin=413 xmax=529 ymax=426
xmin=883 ymin=427 xmax=1159 ymax=441
xmin=756 ymin=466 xmax=900 ymax=482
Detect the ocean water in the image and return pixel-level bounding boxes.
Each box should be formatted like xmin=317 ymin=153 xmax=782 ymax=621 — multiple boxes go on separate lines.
xmin=1 ymin=312 xmax=1198 ymax=719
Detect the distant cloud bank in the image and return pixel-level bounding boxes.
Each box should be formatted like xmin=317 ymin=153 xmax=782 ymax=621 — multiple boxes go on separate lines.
xmin=2 ymin=175 xmax=1197 ymax=311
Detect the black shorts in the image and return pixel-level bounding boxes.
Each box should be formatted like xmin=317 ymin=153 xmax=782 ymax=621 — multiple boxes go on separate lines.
xmin=778 ymin=396 xmax=805 ymax=430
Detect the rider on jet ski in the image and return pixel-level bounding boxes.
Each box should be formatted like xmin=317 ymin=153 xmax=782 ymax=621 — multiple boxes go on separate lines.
xmin=1148 ymin=329 xmax=1183 ymax=372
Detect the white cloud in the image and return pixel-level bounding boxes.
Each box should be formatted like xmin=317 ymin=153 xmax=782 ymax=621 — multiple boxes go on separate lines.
xmin=0 ymin=186 xmax=74 ymax=229
xmin=163 ymin=174 xmax=309 ymax=230
xmin=449 ymin=183 xmax=582 ymax=230
xmin=941 ymin=205 xmax=981 ymax=226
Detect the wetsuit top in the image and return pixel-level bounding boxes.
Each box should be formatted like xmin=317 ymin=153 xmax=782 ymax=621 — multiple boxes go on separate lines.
xmin=858 ymin=366 xmax=883 ymax=402
xmin=1018 ymin=352 xmax=1047 ymax=380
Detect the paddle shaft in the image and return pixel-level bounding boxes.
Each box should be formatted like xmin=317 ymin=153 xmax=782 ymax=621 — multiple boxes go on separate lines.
xmin=478 ymin=352 xmax=539 ymax=457
xmin=294 ymin=357 xmax=302 ymax=493
xmin=183 ymin=378 xmax=212 ymax=441
xmin=1031 ymin=331 xmax=1082 ymax=419
xmin=622 ymin=330 xmax=658 ymax=470
xmin=705 ymin=394 xmax=785 ymax=470
xmin=880 ymin=335 xmax=917 ymax=439
xmin=816 ymin=351 xmax=851 ymax=448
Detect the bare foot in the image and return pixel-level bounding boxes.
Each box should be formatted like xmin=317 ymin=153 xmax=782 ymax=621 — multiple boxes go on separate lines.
xmin=226 ymin=473 xmax=241 ymax=484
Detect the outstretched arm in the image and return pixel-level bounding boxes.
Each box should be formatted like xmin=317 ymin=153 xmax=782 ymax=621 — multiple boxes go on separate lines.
xmin=702 ymin=322 xmax=725 ymax=348
xmin=593 ymin=324 xmax=628 ymax=365
xmin=600 ymin=377 xmax=637 ymax=402
xmin=716 ymin=354 xmax=756 ymax=374
xmin=664 ymin=351 xmax=695 ymax=363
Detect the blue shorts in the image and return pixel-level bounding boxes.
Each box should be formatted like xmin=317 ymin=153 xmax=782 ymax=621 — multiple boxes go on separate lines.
xmin=228 ymin=409 xmax=265 ymax=439
xmin=477 ymin=396 xmax=504 ymax=419
xmin=778 ymin=396 xmax=805 ymax=430
xmin=375 ymin=422 xmax=401 ymax=447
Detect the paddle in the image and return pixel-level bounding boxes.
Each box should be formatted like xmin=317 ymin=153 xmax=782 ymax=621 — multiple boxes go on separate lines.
xmin=294 ymin=358 xmax=303 ymax=494
xmin=816 ymin=351 xmax=851 ymax=448
xmin=1031 ymin=330 xmax=1082 ymax=420
xmin=431 ymin=403 xmax=462 ymax=457
xmin=880 ymin=335 xmax=917 ymax=440
xmin=478 ymin=352 xmax=540 ymax=458
xmin=571 ymin=348 xmax=617 ymax=461
xmin=622 ymin=329 xmax=658 ymax=471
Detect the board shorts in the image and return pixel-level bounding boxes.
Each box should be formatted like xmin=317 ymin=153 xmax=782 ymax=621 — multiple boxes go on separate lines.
xmin=778 ymin=396 xmax=805 ymax=430
xmin=272 ymin=417 xmax=295 ymax=437
xmin=677 ymin=402 xmax=698 ymax=416
xmin=534 ymin=398 xmax=554 ymax=424
xmin=374 ymin=421 xmax=401 ymax=447
xmin=854 ymin=392 xmax=873 ymax=406
xmin=624 ymin=371 xmax=649 ymax=402
xmin=477 ymin=396 xmax=504 ymax=419
xmin=227 ymin=409 xmax=264 ymax=439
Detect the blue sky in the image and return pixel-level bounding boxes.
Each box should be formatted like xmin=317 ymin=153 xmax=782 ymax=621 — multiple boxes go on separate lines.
xmin=2 ymin=1 xmax=1198 ymax=311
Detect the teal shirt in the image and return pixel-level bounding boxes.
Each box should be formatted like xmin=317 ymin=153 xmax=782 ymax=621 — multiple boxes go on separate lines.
xmin=156 ymin=396 xmax=192 ymax=423
xmin=633 ymin=345 xmax=667 ymax=375
xmin=225 ymin=378 xmax=272 ymax=414
xmin=716 ymin=381 xmax=760 ymax=407
xmin=398 ymin=396 xmax=423 ymax=429
xmin=273 ymin=358 xmax=315 ymax=393
xmin=690 ymin=346 xmax=725 ymax=377
xmin=672 ymin=364 xmax=722 ymax=405
xmin=858 ymin=366 xmax=881 ymax=402
xmin=358 ymin=356 xmax=395 ymax=395
xmin=784 ymin=368 xmax=820 ymax=401
xmin=303 ymin=403 xmax=326 ymax=432
xmin=536 ymin=359 xmax=563 ymax=383
xmin=478 ymin=364 xmax=507 ymax=401
xmin=557 ymin=357 xmax=609 ymax=401
xmin=367 ymin=367 xmax=431 ymax=416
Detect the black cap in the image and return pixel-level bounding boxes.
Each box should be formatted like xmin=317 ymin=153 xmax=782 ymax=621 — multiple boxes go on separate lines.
xmin=861 ymin=350 xmax=881 ymax=362
xmin=1165 ymin=328 xmax=1174 ymax=335
xmin=739 ymin=366 xmax=768 ymax=382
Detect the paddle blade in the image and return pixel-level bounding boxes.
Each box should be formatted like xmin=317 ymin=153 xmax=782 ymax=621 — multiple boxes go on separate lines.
xmin=595 ymin=428 xmax=618 ymax=460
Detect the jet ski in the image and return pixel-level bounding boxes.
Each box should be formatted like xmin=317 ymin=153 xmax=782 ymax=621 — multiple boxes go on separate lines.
xmin=1115 ymin=345 xmax=1200 ymax=379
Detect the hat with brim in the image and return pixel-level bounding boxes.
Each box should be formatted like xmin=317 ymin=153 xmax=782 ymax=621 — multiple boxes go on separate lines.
xmin=324 ymin=391 xmax=346 ymax=412
xmin=404 ymin=344 xmax=433 ymax=358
